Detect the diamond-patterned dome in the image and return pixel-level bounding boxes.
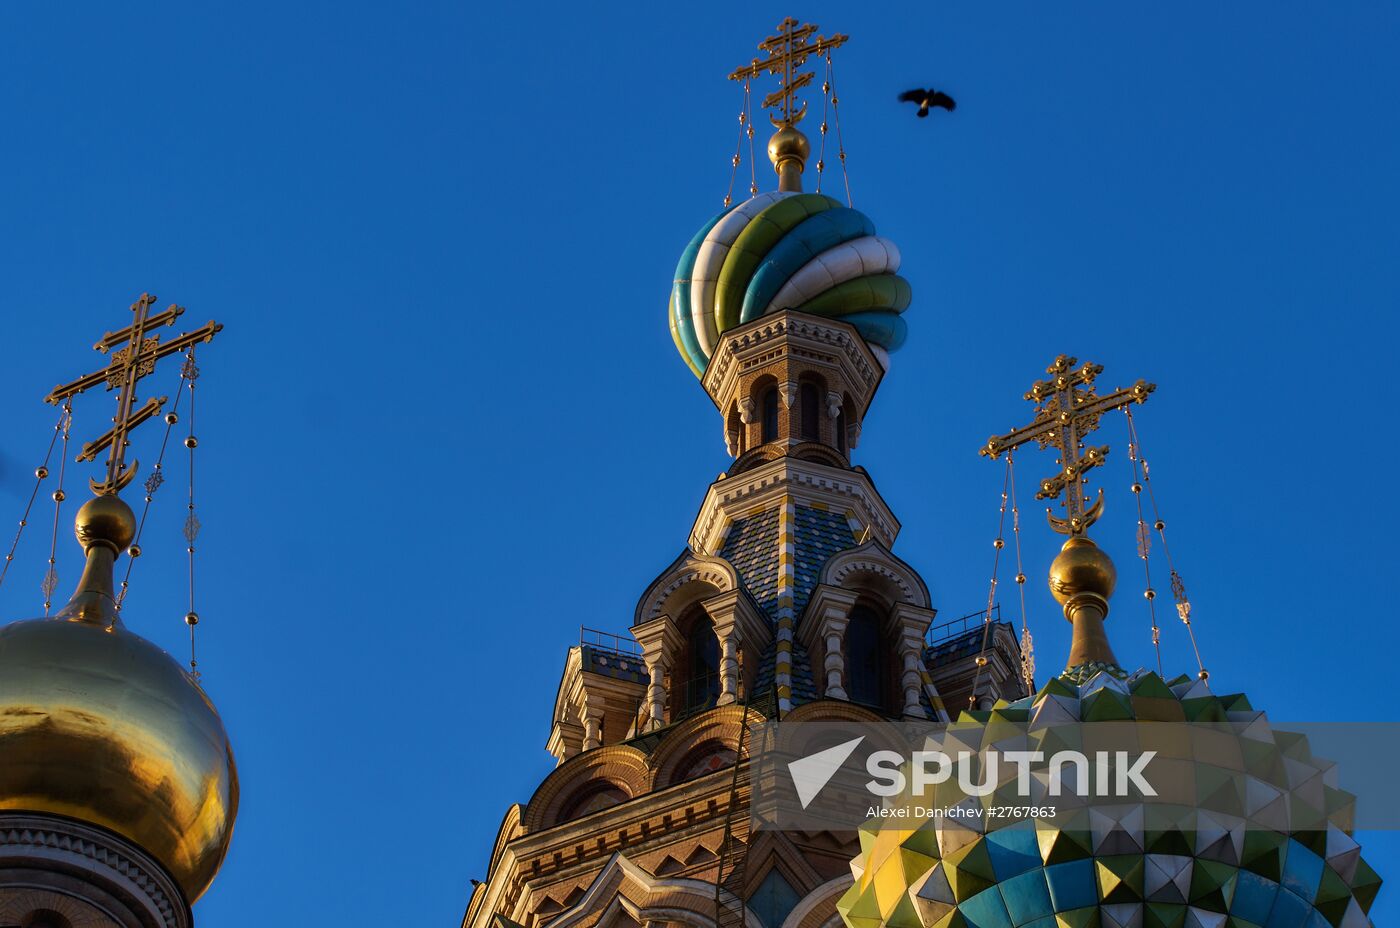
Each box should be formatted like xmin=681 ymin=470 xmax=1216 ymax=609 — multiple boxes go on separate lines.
xmin=837 ymin=669 xmax=1382 ymax=928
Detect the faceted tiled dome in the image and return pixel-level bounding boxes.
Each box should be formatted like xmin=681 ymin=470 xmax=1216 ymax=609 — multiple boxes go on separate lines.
xmin=837 ymin=669 xmax=1382 ymax=928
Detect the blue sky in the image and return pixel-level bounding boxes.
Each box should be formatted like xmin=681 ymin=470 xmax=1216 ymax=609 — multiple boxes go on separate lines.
xmin=0 ymin=2 xmax=1396 ymax=924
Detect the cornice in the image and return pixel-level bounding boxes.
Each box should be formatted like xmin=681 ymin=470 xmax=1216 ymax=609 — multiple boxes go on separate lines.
xmin=0 ymin=812 xmax=188 ymax=928
xmin=820 ymin=540 xmax=933 ymax=610
xmin=508 ymin=763 xmax=743 ymax=887
xmin=689 ymin=457 xmax=901 ymax=555
xmin=634 ymin=552 xmax=741 ymax=627
xmin=702 ymin=312 xmax=883 ymax=413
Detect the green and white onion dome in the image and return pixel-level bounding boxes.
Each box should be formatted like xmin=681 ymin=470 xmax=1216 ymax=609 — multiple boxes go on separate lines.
xmin=669 ymin=191 xmax=911 ymax=377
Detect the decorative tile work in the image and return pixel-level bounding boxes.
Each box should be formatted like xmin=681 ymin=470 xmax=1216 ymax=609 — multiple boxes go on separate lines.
xmin=723 ymin=503 xmax=857 ymax=715
xmin=793 ymin=506 xmax=858 ymax=618
xmin=774 ymin=500 xmax=797 ymax=714
xmin=719 ymin=505 xmax=858 ymax=626
xmin=752 ymin=628 xmax=819 ymax=710
xmin=837 ymin=670 xmax=1383 ymax=928
xmin=719 ymin=507 xmax=782 ymax=620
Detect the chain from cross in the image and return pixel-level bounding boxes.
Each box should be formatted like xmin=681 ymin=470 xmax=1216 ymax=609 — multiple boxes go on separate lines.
xmin=980 ymin=355 xmax=1154 ymax=536
xmin=728 ymin=17 xmax=848 ymax=128
xmin=45 ymin=293 xmax=222 ymax=496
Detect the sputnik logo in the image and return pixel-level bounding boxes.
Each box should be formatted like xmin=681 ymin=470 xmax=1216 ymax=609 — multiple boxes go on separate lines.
xmin=786 ymin=737 xmax=1158 ymax=809
xmin=787 ymin=736 xmax=865 ymax=809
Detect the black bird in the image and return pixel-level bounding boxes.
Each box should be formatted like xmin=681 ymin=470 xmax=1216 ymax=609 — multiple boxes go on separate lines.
xmin=899 ymin=88 xmax=956 ymax=118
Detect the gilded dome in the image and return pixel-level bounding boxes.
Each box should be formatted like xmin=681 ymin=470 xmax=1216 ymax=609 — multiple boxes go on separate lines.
xmin=0 ymin=496 xmax=237 ymax=902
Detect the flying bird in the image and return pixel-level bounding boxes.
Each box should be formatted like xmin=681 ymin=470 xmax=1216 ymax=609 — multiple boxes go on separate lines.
xmin=899 ymin=88 xmax=956 ymax=118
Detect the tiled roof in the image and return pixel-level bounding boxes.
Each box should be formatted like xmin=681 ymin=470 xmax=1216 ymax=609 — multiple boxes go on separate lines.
xmin=719 ymin=505 xmax=856 ymax=625
xmin=721 ymin=504 xmax=855 ymax=712
xmin=792 ymin=506 xmax=857 ymax=619
xmin=752 ymin=636 xmax=820 ymax=709
xmin=924 ymin=622 xmax=1016 ymax=670
xmin=718 ymin=507 xmax=782 ymax=620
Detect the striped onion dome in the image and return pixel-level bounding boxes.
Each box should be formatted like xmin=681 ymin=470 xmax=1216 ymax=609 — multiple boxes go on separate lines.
xmin=669 ymin=191 xmax=911 ymax=378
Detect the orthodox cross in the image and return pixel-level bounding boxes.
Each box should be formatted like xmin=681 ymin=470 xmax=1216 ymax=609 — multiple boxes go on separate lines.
xmin=728 ymin=17 xmax=847 ymax=127
xmin=46 ymin=293 xmax=222 ymax=496
xmin=980 ymin=355 xmax=1154 ymax=536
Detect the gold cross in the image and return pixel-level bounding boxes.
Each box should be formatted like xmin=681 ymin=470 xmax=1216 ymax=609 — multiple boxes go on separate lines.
xmin=728 ymin=17 xmax=848 ymax=127
xmin=979 ymin=355 xmax=1154 ymax=536
xmin=46 ymin=293 xmax=222 ymax=496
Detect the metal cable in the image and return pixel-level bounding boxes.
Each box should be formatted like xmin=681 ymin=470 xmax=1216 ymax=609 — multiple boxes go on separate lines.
xmin=183 ymin=349 xmax=202 ymax=678
xmin=815 ymin=55 xmax=831 ymax=194
xmin=0 ymin=405 xmax=69 ymax=594
xmin=1124 ymin=407 xmax=1207 ymax=680
xmin=117 ymin=366 xmax=190 ymax=609
xmin=724 ymin=82 xmax=749 ymax=208
xmin=1007 ymin=454 xmax=1035 ymax=696
xmin=967 ymin=458 xmax=1011 ymax=709
xmin=1125 ymin=423 xmax=1164 ymax=677
xmin=42 ymin=407 xmax=73 ymax=615
xmin=825 ymin=50 xmax=853 ymax=206
xmin=745 ymin=81 xmax=758 ymax=197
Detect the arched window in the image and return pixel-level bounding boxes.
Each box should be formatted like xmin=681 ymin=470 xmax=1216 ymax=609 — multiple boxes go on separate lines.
xmin=559 ymin=782 xmax=628 ymax=823
xmin=836 ymin=404 xmax=848 ymax=454
xmin=760 ymin=386 xmax=779 ymax=443
xmin=671 ymin=740 xmax=739 ymax=785
xmin=799 ymin=382 xmax=821 ymax=441
xmin=846 ymin=604 xmax=887 ymax=710
xmin=683 ymin=614 xmax=721 ymax=714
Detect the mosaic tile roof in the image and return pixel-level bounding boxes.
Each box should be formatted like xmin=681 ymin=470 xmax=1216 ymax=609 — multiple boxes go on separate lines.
xmin=719 ymin=505 xmax=856 ymax=625
xmin=753 ymin=636 xmax=820 ymax=707
xmin=719 ymin=504 xmax=857 ymax=712
xmin=719 ymin=507 xmax=782 ymax=620
xmin=837 ymin=670 xmax=1383 ymax=928
xmin=793 ymin=506 xmax=859 ymax=618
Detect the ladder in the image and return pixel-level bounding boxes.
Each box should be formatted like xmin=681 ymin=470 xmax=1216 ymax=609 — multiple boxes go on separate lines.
xmin=713 ymin=685 xmax=777 ymax=928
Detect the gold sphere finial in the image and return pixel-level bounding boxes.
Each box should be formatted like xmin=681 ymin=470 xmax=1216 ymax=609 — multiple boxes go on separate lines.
xmin=73 ymin=494 xmax=136 ymax=555
xmin=1049 ymin=535 xmax=1121 ymax=670
xmin=1048 ymin=535 xmax=1116 ymax=606
xmin=768 ymin=125 xmax=810 ymax=192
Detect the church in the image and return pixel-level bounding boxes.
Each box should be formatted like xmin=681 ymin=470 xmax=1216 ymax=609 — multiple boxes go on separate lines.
xmin=453 ymin=18 xmax=1383 ymax=928
xmin=0 ymin=15 xmax=1384 ymax=928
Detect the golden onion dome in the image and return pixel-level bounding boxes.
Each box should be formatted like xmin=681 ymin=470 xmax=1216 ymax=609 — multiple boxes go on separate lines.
xmin=0 ymin=495 xmax=237 ymax=903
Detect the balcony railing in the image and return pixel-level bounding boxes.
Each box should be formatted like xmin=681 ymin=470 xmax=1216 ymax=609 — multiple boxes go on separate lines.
xmin=579 ymin=625 xmax=642 ymax=658
xmin=926 ymin=604 xmax=1003 ymax=646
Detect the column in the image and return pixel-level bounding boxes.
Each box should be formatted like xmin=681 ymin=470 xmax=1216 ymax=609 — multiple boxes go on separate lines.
xmin=798 ymin=585 xmax=859 ymax=702
xmin=891 ymin=603 xmax=938 ymax=719
xmin=897 ymin=628 xmax=928 ymax=719
xmin=821 ymin=628 xmax=847 ymax=699
xmin=582 ymin=694 xmax=604 ymax=750
xmin=705 ymin=589 xmax=770 ymax=709
xmin=633 ymin=617 xmax=682 ymax=733
xmin=718 ymin=634 xmax=739 ymax=706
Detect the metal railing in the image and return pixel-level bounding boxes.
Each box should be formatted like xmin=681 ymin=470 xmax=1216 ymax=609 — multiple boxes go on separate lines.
xmin=579 ymin=625 xmax=642 ymax=657
xmin=926 ymin=604 xmax=1002 ymax=646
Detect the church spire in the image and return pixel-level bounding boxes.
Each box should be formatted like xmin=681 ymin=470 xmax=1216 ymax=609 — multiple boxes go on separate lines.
xmin=727 ymin=17 xmax=847 ymax=192
xmin=0 ymin=294 xmax=235 ymax=920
